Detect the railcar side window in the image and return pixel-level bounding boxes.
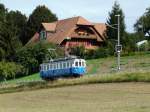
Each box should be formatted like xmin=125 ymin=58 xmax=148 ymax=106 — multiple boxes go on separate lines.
xmin=49 ymin=64 xmax=51 ymax=70
xmin=57 ymin=63 xmax=60 ymax=69
xmin=46 ymin=65 xmax=48 ymax=70
xmin=44 ymin=65 xmax=46 ymax=71
xmin=67 ymin=62 xmax=70 ymax=68
xmin=42 ymin=65 xmax=44 ymax=71
xmin=60 ymin=62 xmax=62 ymax=69
xmin=47 ymin=64 xmax=49 ymax=70
xmin=51 ymin=64 xmax=53 ymax=70
xmin=54 ymin=64 xmax=56 ymax=69
xmin=46 ymin=64 xmax=49 ymax=70
xmin=42 ymin=65 xmax=44 ymax=70
xmin=63 ymin=62 xmax=66 ymax=68
xmin=56 ymin=63 xmax=58 ymax=69
xmin=40 ymin=65 xmax=42 ymax=71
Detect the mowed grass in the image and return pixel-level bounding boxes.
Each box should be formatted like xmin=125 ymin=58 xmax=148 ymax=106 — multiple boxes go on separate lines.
xmin=0 ymin=83 xmax=150 ymax=112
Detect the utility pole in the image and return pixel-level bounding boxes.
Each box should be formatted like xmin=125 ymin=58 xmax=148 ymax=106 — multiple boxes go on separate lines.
xmin=115 ymin=14 xmax=121 ymax=71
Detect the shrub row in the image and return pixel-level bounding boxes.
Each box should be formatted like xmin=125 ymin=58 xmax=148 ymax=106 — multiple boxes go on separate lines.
xmin=70 ymin=41 xmax=150 ymax=59
xmin=70 ymin=46 xmax=114 ymax=59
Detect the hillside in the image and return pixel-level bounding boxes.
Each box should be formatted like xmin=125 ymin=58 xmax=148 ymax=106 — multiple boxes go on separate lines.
xmin=1 ymin=52 xmax=150 ymax=84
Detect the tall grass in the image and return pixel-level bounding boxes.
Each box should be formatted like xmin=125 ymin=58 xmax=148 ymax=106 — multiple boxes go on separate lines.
xmin=0 ymin=72 xmax=150 ymax=94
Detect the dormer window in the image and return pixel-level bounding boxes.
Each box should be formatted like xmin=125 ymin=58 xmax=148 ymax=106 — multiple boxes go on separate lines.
xmin=40 ymin=31 xmax=46 ymax=40
xmin=76 ymin=26 xmax=94 ymax=36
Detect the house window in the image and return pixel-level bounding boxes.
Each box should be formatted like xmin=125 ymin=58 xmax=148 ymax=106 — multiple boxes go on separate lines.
xmin=40 ymin=31 xmax=46 ymax=40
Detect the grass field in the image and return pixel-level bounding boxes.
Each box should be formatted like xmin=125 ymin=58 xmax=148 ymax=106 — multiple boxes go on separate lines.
xmin=0 ymin=83 xmax=150 ymax=112
xmin=1 ymin=52 xmax=150 ymax=84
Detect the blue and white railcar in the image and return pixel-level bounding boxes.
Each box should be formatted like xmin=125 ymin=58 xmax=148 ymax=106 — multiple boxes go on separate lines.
xmin=40 ymin=58 xmax=86 ymax=80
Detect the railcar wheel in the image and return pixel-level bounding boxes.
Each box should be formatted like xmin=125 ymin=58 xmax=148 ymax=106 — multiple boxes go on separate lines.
xmin=73 ymin=74 xmax=80 ymax=78
xmin=44 ymin=77 xmax=55 ymax=81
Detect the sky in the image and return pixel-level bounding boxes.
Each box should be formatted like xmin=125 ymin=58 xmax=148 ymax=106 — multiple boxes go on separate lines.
xmin=0 ymin=0 xmax=150 ymax=32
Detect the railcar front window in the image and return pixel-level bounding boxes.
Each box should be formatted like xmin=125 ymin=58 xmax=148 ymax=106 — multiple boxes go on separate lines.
xmin=79 ymin=61 xmax=81 ymax=66
xmin=50 ymin=64 xmax=52 ymax=70
xmin=75 ymin=62 xmax=78 ymax=67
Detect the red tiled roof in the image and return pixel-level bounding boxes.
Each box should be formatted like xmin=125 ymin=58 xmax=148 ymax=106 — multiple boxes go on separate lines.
xmin=28 ymin=16 xmax=106 ymax=45
xmin=42 ymin=23 xmax=57 ymax=32
xmin=27 ymin=32 xmax=40 ymax=44
xmin=77 ymin=16 xmax=93 ymax=26
xmin=93 ymin=23 xmax=106 ymax=40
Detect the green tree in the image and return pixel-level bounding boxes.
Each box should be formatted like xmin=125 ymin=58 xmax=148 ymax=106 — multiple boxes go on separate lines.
xmin=106 ymin=1 xmax=126 ymax=44
xmin=0 ymin=4 xmax=27 ymax=60
xmin=23 ymin=5 xmax=58 ymax=45
xmin=0 ymin=3 xmax=6 ymax=23
xmin=0 ymin=10 xmax=26 ymax=60
xmin=134 ymin=7 xmax=150 ymax=40
xmin=0 ymin=3 xmax=7 ymax=60
xmin=6 ymin=11 xmax=27 ymax=44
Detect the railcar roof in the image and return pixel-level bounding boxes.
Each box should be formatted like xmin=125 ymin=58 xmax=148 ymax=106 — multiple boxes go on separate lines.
xmin=41 ymin=57 xmax=85 ymax=64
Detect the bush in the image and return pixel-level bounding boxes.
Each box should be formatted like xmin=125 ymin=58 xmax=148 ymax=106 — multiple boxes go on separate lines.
xmin=15 ymin=41 xmax=64 ymax=75
xmin=0 ymin=61 xmax=25 ymax=81
xmin=70 ymin=46 xmax=86 ymax=58
xmin=85 ymin=47 xmax=113 ymax=59
xmin=137 ymin=43 xmax=149 ymax=51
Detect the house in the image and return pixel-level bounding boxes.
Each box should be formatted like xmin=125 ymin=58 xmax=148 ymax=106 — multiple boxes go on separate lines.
xmin=136 ymin=40 xmax=149 ymax=51
xmin=28 ymin=16 xmax=106 ymax=53
xmin=136 ymin=40 xmax=148 ymax=47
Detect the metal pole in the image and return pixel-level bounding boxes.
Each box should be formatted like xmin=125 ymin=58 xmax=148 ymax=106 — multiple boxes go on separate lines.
xmin=117 ymin=15 xmax=120 ymax=71
xmin=115 ymin=14 xmax=121 ymax=71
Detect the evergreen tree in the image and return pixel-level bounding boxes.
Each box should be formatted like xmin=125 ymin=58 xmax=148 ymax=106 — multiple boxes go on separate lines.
xmin=0 ymin=3 xmax=7 ymax=60
xmin=23 ymin=5 xmax=58 ymax=45
xmin=6 ymin=11 xmax=27 ymax=44
xmin=0 ymin=4 xmax=26 ymax=60
xmin=134 ymin=7 xmax=150 ymax=40
xmin=106 ymin=1 xmax=126 ymax=44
